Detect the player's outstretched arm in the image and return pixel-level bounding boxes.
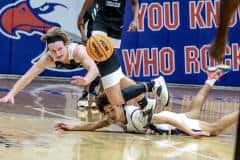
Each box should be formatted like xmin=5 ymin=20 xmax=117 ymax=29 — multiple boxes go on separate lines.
xmin=55 ymin=119 xmax=110 ymax=131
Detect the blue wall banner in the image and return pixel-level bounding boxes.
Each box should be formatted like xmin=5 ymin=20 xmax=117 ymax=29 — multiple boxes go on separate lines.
xmin=0 ymin=0 xmax=239 ymax=86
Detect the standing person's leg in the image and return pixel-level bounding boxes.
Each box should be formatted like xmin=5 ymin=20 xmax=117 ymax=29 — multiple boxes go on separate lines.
xmin=209 ymin=0 xmax=240 ymax=63
xmin=199 ymin=111 xmax=239 ymax=136
xmin=185 ymin=64 xmax=231 ymax=119
xmin=234 ymin=112 xmax=240 ymax=160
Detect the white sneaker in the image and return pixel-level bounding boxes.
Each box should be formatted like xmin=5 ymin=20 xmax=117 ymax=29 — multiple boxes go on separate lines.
xmin=152 ymin=76 xmax=169 ymax=106
xmin=77 ymin=99 xmax=88 ymax=108
xmin=140 ymin=99 xmax=157 ymax=127
xmin=142 ymin=98 xmax=157 ymax=116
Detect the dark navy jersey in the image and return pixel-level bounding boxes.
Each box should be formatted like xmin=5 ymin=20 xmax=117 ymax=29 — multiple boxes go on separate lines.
xmin=97 ymin=0 xmax=126 ymax=22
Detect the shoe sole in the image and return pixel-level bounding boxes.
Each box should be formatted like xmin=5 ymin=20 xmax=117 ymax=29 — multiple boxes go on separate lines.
xmin=217 ymin=65 xmax=231 ymax=73
xmin=207 ymin=65 xmax=231 ymax=80
xmin=208 ymin=65 xmax=231 ymax=72
xmin=157 ymin=76 xmax=170 ymax=106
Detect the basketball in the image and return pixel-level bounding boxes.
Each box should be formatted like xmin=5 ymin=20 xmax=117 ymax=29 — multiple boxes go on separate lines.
xmin=86 ymin=34 xmax=114 ymax=62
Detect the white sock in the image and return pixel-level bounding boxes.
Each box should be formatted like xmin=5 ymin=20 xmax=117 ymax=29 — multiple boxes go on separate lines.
xmin=205 ymin=79 xmax=217 ymax=87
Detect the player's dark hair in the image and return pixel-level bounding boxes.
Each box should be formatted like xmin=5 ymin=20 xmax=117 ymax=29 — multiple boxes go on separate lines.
xmin=96 ymin=94 xmax=110 ymax=113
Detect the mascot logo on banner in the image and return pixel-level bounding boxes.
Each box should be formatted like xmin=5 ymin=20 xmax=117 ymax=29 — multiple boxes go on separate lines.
xmin=0 ymin=0 xmax=85 ymax=72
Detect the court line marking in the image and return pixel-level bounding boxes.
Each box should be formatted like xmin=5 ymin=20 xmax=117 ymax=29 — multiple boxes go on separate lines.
xmin=25 ymin=105 xmax=78 ymax=120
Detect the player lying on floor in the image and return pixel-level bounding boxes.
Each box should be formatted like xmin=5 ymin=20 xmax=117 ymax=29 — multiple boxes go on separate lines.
xmin=55 ymin=64 xmax=239 ymax=139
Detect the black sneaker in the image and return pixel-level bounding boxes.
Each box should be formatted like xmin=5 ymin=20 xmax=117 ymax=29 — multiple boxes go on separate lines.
xmin=79 ymin=90 xmax=88 ymax=100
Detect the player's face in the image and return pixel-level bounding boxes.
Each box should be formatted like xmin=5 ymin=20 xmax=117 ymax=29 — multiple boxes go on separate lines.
xmin=104 ymin=105 xmax=122 ymax=123
xmin=48 ymin=41 xmax=68 ymax=62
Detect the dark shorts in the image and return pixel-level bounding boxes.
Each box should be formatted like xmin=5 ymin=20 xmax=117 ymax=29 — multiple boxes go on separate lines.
xmin=97 ymin=52 xmax=125 ymax=89
xmin=92 ymin=13 xmax=123 ymax=39
xmin=97 ymin=51 xmax=120 ymax=77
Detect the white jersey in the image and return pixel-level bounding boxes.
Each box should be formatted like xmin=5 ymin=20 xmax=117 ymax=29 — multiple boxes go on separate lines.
xmin=54 ymin=42 xmax=82 ymax=69
xmin=67 ymin=42 xmax=78 ymax=60
xmin=123 ymin=105 xmax=148 ymax=133
xmin=120 ymin=106 xmax=201 ymax=134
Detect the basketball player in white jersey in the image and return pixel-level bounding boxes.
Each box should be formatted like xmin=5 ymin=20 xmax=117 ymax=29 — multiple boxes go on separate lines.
xmin=55 ymin=64 xmax=239 ymax=139
xmin=0 ymin=27 xmax=99 ymax=104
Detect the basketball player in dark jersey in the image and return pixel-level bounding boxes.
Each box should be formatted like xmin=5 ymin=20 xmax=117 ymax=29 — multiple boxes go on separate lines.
xmin=76 ymin=0 xmax=164 ymax=113
xmin=78 ymin=0 xmax=138 ymax=48
xmin=79 ymin=1 xmax=99 ymax=43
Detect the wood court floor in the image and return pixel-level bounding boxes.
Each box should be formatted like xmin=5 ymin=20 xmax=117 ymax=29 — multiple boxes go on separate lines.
xmin=0 ymin=78 xmax=239 ymax=160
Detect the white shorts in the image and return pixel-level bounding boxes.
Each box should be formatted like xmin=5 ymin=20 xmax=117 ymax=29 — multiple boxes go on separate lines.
xmin=101 ymin=67 xmax=125 ymax=89
xmin=155 ymin=111 xmax=201 ymax=131
xmin=92 ymin=30 xmax=121 ymax=48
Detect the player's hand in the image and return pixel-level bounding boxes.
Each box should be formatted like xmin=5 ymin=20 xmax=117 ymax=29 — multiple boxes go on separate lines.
xmin=54 ymin=123 xmax=71 ymax=131
xmin=128 ymin=20 xmax=138 ymax=32
xmin=0 ymin=94 xmax=15 ymax=104
xmin=146 ymin=128 xmax=156 ymax=135
xmin=144 ymin=124 xmax=157 ymax=135
xmin=71 ymin=76 xmax=89 ymax=86
xmin=191 ymin=131 xmax=210 ymax=139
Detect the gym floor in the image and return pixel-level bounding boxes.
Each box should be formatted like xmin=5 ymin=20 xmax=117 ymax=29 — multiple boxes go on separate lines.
xmin=0 ymin=78 xmax=238 ymax=160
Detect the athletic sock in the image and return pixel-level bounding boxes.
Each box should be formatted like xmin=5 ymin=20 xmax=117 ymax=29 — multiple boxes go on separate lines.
xmin=205 ymin=79 xmax=217 ymax=87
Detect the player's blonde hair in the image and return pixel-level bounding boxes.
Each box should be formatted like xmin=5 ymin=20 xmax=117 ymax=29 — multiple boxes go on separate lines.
xmin=41 ymin=27 xmax=71 ymax=44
